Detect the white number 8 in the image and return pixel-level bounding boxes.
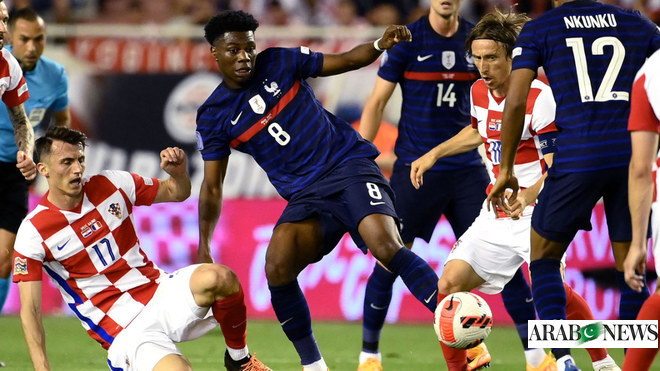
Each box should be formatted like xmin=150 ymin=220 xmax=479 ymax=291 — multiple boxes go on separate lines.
xmin=268 ymin=122 xmax=291 ymax=146
xmin=366 ymin=182 xmax=382 ymax=200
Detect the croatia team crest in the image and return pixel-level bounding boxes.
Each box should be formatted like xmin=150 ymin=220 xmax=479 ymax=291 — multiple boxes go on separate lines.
xmin=249 ymin=94 xmax=266 ymax=114
xmin=442 ymin=51 xmax=456 ymax=69
xmin=108 ymin=203 xmax=122 ymax=219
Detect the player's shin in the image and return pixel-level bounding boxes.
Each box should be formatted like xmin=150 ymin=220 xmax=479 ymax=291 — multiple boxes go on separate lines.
xmin=385 ymin=247 xmax=438 ymax=311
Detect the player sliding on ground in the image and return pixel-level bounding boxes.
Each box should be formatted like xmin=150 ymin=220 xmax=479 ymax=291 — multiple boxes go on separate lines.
xmin=410 ymin=10 xmax=619 ymax=371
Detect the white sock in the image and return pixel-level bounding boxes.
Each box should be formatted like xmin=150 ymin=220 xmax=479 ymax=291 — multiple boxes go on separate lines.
xmin=359 ymin=351 xmax=382 ymax=364
xmin=302 ymin=358 xmax=328 ymax=371
xmin=227 ymin=346 xmax=249 ymax=361
xmin=525 ymin=348 xmax=547 ymax=367
xmin=592 ymin=354 xmax=617 ymax=368
xmin=556 ymin=355 xmax=579 ymax=371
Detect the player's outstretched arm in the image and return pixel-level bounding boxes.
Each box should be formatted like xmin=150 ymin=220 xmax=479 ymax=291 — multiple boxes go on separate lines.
xmin=359 ymin=77 xmax=397 ymax=142
xmin=18 ymin=281 xmax=51 ymax=371
xmin=487 ymin=68 xmax=534 ymax=214
xmin=410 ymin=125 xmax=482 ymax=189
xmin=9 ymin=103 xmax=36 ymax=180
xmin=625 ymin=130 xmax=658 ymax=292
xmin=320 ymin=25 xmax=411 ymax=77
xmin=154 ymin=147 xmax=191 ymax=203
xmin=198 ymin=158 xmax=229 ymax=264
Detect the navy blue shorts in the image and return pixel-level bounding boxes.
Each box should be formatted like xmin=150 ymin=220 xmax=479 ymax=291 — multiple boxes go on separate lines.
xmin=389 ymin=162 xmax=489 ymax=243
xmin=277 ymin=157 xmax=398 ymax=256
xmin=0 ymin=161 xmax=29 ymax=233
xmin=532 ymin=166 xmax=631 ymax=243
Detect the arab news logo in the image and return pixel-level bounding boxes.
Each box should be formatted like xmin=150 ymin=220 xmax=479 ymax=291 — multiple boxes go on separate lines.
xmin=528 ymin=320 xmax=658 ymax=348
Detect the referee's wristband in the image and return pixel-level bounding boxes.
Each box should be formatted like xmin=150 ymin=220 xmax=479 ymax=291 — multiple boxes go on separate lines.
xmin=373 ymin=38 xmax=384 ymax=52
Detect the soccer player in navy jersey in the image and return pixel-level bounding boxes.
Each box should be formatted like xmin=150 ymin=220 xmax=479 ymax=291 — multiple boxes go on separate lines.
xmin=356 ymin=1 xmax=539 ymax=369
xmin=357 ymin=2 xmax=489 ymax=369
xmin=487 ymin=1 xmax=660 ymax=370
xmin=195 ymin=11 xmax=440 ymax=371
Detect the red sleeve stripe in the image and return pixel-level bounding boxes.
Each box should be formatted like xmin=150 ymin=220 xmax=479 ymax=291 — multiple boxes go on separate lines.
xmin=230 ymin=80 xmax=301 ymax=148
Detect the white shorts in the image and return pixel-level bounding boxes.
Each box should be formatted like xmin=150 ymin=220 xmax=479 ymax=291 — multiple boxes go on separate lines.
xmin=446 ymin=205 xmax=531 ymax=294
xmin=652 ymin=202 xmax=660 ymax=274
xmin=107 ymin=264 xmax=219 ymax=371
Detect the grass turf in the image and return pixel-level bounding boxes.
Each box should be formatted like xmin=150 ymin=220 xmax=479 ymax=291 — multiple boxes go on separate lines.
xmin=0 ymin=315 xmax=655 ymax=370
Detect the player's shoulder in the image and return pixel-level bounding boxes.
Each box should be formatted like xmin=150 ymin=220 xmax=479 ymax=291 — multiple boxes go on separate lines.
xmin=637 ymin=49 xmax=660 ymax=81
xmin=471 ymin=79 xmax=487 ymax=94
xmin=36 ymin=55 xmax=66 ymax=74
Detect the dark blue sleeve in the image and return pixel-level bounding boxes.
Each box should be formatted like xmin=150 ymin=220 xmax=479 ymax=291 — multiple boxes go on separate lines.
xmin=538 ymin=131 xmax=557 ymax=156
xmin=512 ymin=22 xmax=541 ymax=72
xmin=377 ymin=43 xmax=409 ymax=83
xmin=196 ymin=105 xmax=231 ymax=161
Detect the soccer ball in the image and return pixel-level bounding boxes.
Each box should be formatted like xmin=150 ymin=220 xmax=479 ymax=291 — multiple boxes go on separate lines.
xmin=434 ymin=291 xmax=493 ymax=349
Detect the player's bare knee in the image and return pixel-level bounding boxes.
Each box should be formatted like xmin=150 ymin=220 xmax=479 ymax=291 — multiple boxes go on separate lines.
xmin=194 ymin=264 xmax=240 ymax=297
xmin=437 ymin=275 xmax=462 ymax=295
xmin=152 ymin=354 xmax=192 ymax=371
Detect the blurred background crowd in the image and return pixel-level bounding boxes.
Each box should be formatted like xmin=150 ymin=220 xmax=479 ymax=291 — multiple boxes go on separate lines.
xmin=4 ymin=0 xmax=660 ymax=29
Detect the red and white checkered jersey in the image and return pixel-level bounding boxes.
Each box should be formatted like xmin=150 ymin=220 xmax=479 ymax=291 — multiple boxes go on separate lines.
xmin=470 ymin=78 xmax=557 ymax=191
xmin=0 ymin=48 xmax=29 ymax=106
xmin=629 ymin=49 xmax=660 ymax=201
xmin=13 ymin=170 xmax=163 ymax=349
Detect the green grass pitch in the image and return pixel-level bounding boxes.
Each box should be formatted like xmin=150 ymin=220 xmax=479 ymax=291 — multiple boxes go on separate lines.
xmin=0 ymin=315 xmax=656 ymax=370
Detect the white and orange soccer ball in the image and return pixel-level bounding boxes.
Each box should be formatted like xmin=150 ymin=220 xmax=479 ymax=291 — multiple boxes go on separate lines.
xmin=434 ymin=291 xmax=493 ymax=349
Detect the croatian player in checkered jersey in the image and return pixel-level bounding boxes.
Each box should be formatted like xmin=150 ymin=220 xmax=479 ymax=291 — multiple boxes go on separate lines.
xmin=624 ymin=49 xmax=660 ymax=371
xmin=12 ymin=127 xmax=271 ymax=371
xmin=411 ymin=9 xmax=619 ymax=371
xmin=487 ymin=0 xmax=660 ymax=369
xmin=196 ymin=10 xmax=440 ymax=371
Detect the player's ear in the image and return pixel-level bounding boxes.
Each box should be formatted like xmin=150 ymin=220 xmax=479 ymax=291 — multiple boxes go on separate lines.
xmin=37 ymin=162 xmax=48 ymax=177
xmin=210 ymin=46 xmax=218 ymax=61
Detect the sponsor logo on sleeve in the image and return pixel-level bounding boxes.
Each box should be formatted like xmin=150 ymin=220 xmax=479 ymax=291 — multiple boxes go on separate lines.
xmin=13 ymin=256 xmax=28 ymax=275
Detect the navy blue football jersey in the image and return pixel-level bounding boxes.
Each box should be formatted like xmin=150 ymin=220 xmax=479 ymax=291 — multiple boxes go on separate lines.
xmin=378 ymin=16 xmax=481 ymax=171
xmin=196 ymin=47 xmax=379 ymax=200
xmin=512 ymin=0 xmax=660 ymax=172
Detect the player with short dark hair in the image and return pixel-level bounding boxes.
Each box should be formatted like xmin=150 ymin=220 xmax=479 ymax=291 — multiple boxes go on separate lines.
xmin=14 ymin=126 xmax=271 ymax=371
xmin=487 ymin=1 xmax=660 ymax=370
xmin=196 ymin=10 xmax=440 ymax=371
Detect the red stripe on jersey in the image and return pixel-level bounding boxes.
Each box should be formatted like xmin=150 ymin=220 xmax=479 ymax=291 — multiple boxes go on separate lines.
xmin=112 ymin=220 xmax=138 ymax=256
xmin=96 ymin=315 xmax=122 ymax=346
xmin=230 ymin=80 xmax=301 ymax=148
xmin=136 ymin=262 xmax=161 ymax=284
xmin=471 ymin=115 xmax=478 ymax=129
xmin=129 ymin=173 xmax=159 ymax=206
xmin=128 ymin=279 xmax=159 ymax=306
xmin=403 ymin=71 xmax=479 ymax=81
xmin=85 ymin=175 xmax=119 ymax=206
xmin=526 ymin=87 xmax=542 ymax=115
xmin=90 ymin=284 xmax=122 ymax=311
xmin=61 ymin=247 xmax=101 ymax=278
xmin=629 ymin=75 xmax=660 ymax=133
xmin=472 ymin=81 xmax=489 ymax=110
xmin=87 ymin=328 xmax=111 ymax=350
xmin=29 ymin=208 xmax=70 ymax=241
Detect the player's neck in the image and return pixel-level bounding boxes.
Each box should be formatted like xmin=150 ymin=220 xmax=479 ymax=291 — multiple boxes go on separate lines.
xmin=47 ymin=191 xmax=83 ymax=211
xmin=429 ymin=12 xmax=459 ymax=37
